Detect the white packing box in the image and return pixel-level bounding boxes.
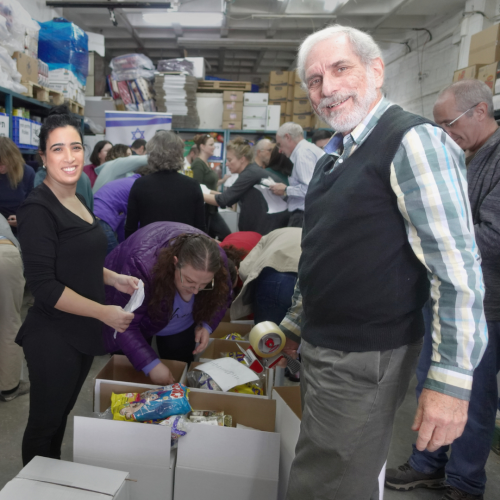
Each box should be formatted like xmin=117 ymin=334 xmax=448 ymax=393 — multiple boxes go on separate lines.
xmin=244 ymin=92 xmax=269 ymax=106
xmin=184 ymin=57 xmax=206 ymax=79
xmin=74 ymin=416 xmax=175 ymax=500
xmin=86 ymin=31 xmax=105 ymax=57
xmin=0 ymin=456 xmax=129 ymax=500
xmin=242 ymin=105 xmax=267 ymax=119
xmin=243 ymin=118 xmax=267 ymax=130
xmin=266 ymin=104 xmax=281 ymax=131
xmin=196 ymin=92 xmax=223 ymax=129
xmin=273 ymin=386 xmax=386 ymax=500
xmin=174 ymin=391 xmax=280 ymax=500
xmin=93 ymin=354 xmax=187 ymax=412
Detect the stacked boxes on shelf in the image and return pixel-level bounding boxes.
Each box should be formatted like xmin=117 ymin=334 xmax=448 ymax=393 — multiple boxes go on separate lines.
xmin=86 ymin=51 xmax=107 ymax=97
xmin=222 ymin=91 xmax=243 ymax=129
xmin=292 ymin=70 xmax=312 ymax=129
xmin=268 ymin=71 xmax=289 ymax=125
xmin=242 ymin=92 xmax=280 ymax=131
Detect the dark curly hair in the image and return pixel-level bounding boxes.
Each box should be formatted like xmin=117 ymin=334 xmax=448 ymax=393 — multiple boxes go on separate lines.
xmin=38 ymin=105 xmax=82 ymax=154
xmin=105 ymin=144 xmax=130 ymax=162
xmin=149 ymin=233 xmax=230 ymax=324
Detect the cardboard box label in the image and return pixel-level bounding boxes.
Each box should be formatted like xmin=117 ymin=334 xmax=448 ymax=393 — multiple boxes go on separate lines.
xmin=0 ymin=113 xmax=9 ymax=138
xmin=19 ymin=119 xmax=31 ymax=144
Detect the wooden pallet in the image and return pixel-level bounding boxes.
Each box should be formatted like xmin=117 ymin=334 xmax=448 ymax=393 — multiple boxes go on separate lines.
xmin=197 ymin=80 xmax=252 ymax=92
xmin=64 ymin=99 xmax=85 ymax=116
xmin=21 ymin=81 xmax=65 ymax=105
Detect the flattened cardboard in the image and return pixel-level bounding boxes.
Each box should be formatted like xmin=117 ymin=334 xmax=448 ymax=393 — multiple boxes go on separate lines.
xmin=469 ymin=24 xmax=500 ymax=66
xmin=74 ymin=416 xmax=175 ymax=500
xmin=93 ymin=354 xmax=187 ymax=412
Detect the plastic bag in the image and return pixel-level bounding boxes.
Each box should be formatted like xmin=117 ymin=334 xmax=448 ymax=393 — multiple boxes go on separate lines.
xmin=111 ymin=384 xmax=191 ymax=423
xmin=0 ymin=0 xmax=39 ymax=55
xmin=38 ymin=18 xmax=88 ymax=85
xmin=110 ymin=53 xmax=155 ymax=82
xmin=158 ymin=415 xmax=190 ymax=440
xmin=157 ymin=58 xmax=194 ymax=75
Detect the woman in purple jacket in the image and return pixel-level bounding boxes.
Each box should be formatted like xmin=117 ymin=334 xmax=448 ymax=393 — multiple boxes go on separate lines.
xmin=104 ymin=222 xmax=233 ymax=385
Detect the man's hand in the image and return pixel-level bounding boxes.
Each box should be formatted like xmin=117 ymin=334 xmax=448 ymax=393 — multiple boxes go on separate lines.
xmin=270 ymin=183 xmax=287 ymax=196
xmin=412 ymin=388 xmax=469 ymax=452
xmin=277 ymin=337 xmax=300 ymax=368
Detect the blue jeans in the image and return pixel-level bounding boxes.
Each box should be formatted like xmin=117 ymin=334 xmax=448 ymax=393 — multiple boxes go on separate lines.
xmin=97 ymin=219 xmax=119 ymax=255
xmin=409 ymin=302 xmax=500 ymax=496
xmin=253 ymin=267 xmax=297 ymax=325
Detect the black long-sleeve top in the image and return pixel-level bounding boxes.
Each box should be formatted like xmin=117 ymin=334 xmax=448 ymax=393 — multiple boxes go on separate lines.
xmin=125 ymin=170 xmax=206 ymax=238
xmin=16 ymin=183 xmax=108 ymax=355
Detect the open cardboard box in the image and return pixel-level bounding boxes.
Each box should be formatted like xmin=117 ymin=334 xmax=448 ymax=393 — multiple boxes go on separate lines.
xmin=0 ymin=456 xmax=129 ymax=500
xmin=93 ymin=354 xmax=187 ymax=412
xmin=174 ymin=391 xmax=280 ymax=500
xmin=273 ymin=386 xmax=386 ymax=500
xmin=211 ymin=321 xmax=253 ymax=339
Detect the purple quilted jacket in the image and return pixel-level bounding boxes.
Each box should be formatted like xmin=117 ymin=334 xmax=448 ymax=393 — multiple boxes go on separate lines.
xmin=103 ymin=221 xmax=232 ymax=371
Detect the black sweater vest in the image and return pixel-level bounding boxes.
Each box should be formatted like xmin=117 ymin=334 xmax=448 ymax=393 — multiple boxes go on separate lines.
xmin=300 ymin=105 xmax=433 ymax=352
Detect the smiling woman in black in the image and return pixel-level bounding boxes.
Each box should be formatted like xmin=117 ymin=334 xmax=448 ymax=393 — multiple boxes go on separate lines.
xmin=16 ymin=106 xmax=139 ymax=465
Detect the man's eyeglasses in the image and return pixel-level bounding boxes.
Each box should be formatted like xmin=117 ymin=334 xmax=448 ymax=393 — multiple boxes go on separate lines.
xmin=179 ymin=267 xmax=214 ymax=291
xmin=444 ymin=103 xmax=480 ymax=128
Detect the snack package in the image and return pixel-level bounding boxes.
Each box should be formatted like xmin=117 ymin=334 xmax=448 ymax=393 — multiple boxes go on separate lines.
xmin=158 ymin=415 xmax=190 ymax=440
xmin=111 ymin=383 xmax=191 ymax=423
xmin=223 ymin=333 xmax=244 ymax=341
xmin=187 ymin=371 xmax=223 ymax=391
xmin=188 ymin=410 xmax=232 ymax=427
xmin=221 ymin=351 xmax=246 ymax=363
xmin=230 ymin=382 xmax=264 ymax=396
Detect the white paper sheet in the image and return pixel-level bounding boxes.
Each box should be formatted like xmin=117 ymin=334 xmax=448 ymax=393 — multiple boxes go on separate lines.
xmin=254 ymin=185 xmax=288 ymax=214
xmin=113 ymin=280 xmax=145 ymax=339
xmin=196 ymin=357 xmax=259 ymax=392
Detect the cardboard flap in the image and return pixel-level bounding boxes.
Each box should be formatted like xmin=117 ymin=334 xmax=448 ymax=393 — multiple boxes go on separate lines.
xmin=177 ymin=424 xmax=280 ymax=480
xmin=212 ymin=322 xmax=253 ymax=339
xmin=273 ymin=386 xmax=302 ymax=419
xmin=18 ymin=457 xmax=128 ymax=496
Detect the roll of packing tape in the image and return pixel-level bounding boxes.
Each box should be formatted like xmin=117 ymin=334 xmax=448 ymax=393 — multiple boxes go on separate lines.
xmin=249 ymin=322 xmax=286 ymax=358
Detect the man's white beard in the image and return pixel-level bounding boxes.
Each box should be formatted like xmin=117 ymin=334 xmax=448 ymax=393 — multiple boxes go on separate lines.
xmin=316 ymin=70 xmax=378 ymax=134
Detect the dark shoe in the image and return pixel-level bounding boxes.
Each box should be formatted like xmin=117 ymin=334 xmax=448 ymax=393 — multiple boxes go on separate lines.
xmin=441 ymin=486 xmax=483 ymax=500
xmin=0 ymin=380 xmax=30 ymax=402
xmin=385 ymin=462 xmax=446 ymax=491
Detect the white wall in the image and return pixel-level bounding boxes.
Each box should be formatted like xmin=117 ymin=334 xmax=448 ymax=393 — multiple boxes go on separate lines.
xmin=17 ymin=0 xmax=61 ymax=24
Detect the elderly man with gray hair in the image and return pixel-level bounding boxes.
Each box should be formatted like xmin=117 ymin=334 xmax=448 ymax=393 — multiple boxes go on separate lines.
xmin=273 ymin=25 xmax=486 ymax=500
xmin=386 ymin=79 xmax=500 ymax=500
xmin=270 ymin=121 xmax=324 ymax=227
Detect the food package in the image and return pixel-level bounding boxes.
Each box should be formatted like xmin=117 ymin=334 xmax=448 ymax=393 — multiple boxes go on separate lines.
xmin=223 ymin=333 xmax=245 ymax=341
xmin=111 ymin=383 xmax=191 ymax=423
xmin=188 ymin=410 xmax=232 ymax=427
xmin=110 ymin=53 xmax=155 ymax=82
xmin=157 ymin=58 xmax=194 ymax=75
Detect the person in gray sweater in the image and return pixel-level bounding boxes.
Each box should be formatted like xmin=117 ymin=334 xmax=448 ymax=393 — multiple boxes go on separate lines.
xmin=386 ymin=79 xmax=500 ymax=500
xmin=0 ymin=214 xmax=29 ymax=402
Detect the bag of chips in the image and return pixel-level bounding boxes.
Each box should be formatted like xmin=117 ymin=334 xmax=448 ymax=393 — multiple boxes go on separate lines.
xmin=111 ymin=383 xmax=191 ymax=423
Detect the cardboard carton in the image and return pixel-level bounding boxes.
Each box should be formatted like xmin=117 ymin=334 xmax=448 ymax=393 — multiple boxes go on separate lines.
xmin=294 ymin=71 xmax=302 ymax=84
xmin=270 ymin=100 xmax=287 ymax=114
xmin=244 ymin=92 xmax=269 ymax=106
xmin=273 ymin=386 xmax=386 ymax=500
xmin=287 ymin=84 xmax=294 ymax=101
xmin=477 ymin=61 xmax=500 ymax=91
xmin=223 ymin=110 xmax=243 ymax=121
xmin=74 ymin=415 xmax=175 ymax=500
xmin=288 ymin=71 xmax=296 ymax=86
xmin=293 ymin=113 xmax=312 ymax=128
xmin=212 ymin=321 xmax=253 ymax=339
xmin=13 ymin=51 xmax=39 ymax=83
xmin=222 ymin=120 xmax=242 ymax=129
xmin=452 ymin=64 xmax=483 ymax=82
xmin=269 ymin=85 xmax=288 ymax=101
xmin=93 ymin=354 xmax=187 ymax=412
xmin=223 ymin=100 xmax=243 ymax=111
xmin=294 ymin=83 xmax=308 ymax=99
xmin=469 ymin=24 xmax=500 ymax=66
xmin=243 ymin=118 xmax=267 ymax=130
xmin=174 ymin=391 xmax=279 ymax=500
xmin=0 ymin=456 xmax=129 ymax=500
xmin=267 ymin=105 xmax=281 ymax=130
xmin=286 ymin=100 xmax=294 ymax=116
xmin=243 ymin=105 xmax=268 ymax=119
xmin=223 ymin=90 xmax=243 ymax=102
xmin=269 ymin=70 xmax=289 ymax=86
xmin=293 ymin=99 xmax=312 ymax=114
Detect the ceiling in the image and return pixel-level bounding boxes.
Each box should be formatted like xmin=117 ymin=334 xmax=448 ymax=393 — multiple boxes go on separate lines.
xmin=59 ymin=0 xmax=468 ymax=81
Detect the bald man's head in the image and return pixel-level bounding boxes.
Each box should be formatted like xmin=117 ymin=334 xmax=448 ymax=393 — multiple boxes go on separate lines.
xmin=254 ymin=139 xmax=274 ymax=168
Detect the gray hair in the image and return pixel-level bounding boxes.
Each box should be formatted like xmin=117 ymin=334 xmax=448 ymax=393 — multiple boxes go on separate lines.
xmin=255 ymin=138 xmax=273 ymax=151
xmin=437 ymin=79 xmax=494 ymax=118
xmin=277 ymin=122 xmax=304 ymax=140
xmin=146 ymin=131 xmax=184 ymax=172
xmin=297 ymin=24 xmax=383 ymax=86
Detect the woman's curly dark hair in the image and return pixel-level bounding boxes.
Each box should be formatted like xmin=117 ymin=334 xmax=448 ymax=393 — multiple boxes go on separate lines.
xmin=149 ymin=233 xmax=230 ymax=324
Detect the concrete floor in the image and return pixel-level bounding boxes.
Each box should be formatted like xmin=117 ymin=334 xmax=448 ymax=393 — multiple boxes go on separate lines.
xmin=1 ymin=293 xmax=499 ymax=497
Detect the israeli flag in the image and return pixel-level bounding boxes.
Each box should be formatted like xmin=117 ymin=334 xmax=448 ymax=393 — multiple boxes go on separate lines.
xmin=105 ymin=111 xmax=172 ymax=145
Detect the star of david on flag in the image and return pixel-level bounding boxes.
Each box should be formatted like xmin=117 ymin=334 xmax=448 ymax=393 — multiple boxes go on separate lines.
xmin=131 ymin=128 xmax=145 ymax=140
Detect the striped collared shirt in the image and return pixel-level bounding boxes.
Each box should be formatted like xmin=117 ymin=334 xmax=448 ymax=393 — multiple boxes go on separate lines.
xmin=281 ymin=97 xmax=487 ymax=401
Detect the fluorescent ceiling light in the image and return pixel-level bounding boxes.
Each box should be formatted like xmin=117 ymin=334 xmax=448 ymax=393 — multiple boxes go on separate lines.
xmin=323 ymin=0 xmax=348 ymax=12
xmin=142 ymin=12 xmax=224 ymax=27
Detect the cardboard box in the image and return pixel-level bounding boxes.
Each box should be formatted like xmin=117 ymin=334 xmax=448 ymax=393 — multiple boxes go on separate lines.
xmin=222 ymin=120 xmax=242 ymax=130
xmin=294 ymin=83 xmax=308 ymax=99
xmin=223 ymin=90 xmax=243 ymax=102
xmin=269 ymin=70 xmax=289 ymax=85
xmin=313 ymin=114 xmax=331 ymax=129
xmin=243 ymin=105 xmax=268 ymax=119
xmin=452 ymin=64 xmax=483 ymax=82
xmin=223 ymin=109 xmax=243 ymax=121
xmin=13 ymin=51 xmax=39 ymax=83
xmin=287 ymin=85 xmax=294 ymax=101
xmin=243 ymin=118 xmax=267 ymax=130
xmin=93 ymin=354 xmax=187 ymax=412
xmin=74 ymin=415 xmax=175 ymax=500
xmin=469 ymin=24 xmax=500 ymax=66
xmin=212 ymin=321 xmax=253 ymax=339
xmin=280 ymin=113 xmax=286 ymax=126
xmin=293 ymin=113 xmax=312 ymax=128
xmin=223 ymin=100 xmax=243 ymax=112
xmin=293 ymin=99 xmax=312 ymax=114
xmin=288 ymin=71 xmax=296 ymax=86
xmin=294 ymin=70 xmax=302 ymax=84
xmin=477 ymin=61 xmax=499 ymax=91
xmin=0 ymin=456 xmax=129 ymax=500
xmin=267 ymin=104 xmax=281 ymax=131
xmin=244 ymin=92 xmax=269 ymax=106
xmin=270 ymin=100 xmax=287 ymax=114
xmin=286 ymin=100 xmax=294 ymax=116
xmin=273 ymin=386 xmax=386 ymax=500
xmin=269 ymin=85 xmax=288 ymax=101
xmin=174 ymin=391 xmax=280 ymax=500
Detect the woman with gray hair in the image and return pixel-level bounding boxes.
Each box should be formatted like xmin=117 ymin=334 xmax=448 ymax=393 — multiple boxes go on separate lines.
xmin=124 ymin=131 xmax=205 ymax=238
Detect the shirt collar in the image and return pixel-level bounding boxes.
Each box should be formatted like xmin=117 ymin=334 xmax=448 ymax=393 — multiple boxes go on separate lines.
xmin=324 ymin=96 xmax=392 ymax=155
